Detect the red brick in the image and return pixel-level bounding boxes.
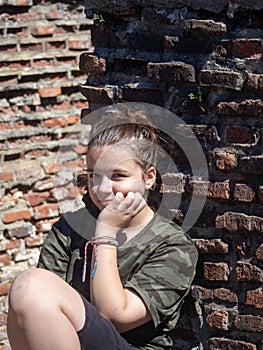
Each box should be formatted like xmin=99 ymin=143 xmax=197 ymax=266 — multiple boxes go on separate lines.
xmin=232 ymin=39 xmax=262 ymax=58
xmin=160 ymin=173 xmax=184 ymax=193
xmin=50 ymin=186 xmax=79 ymax=201
xmin=206 ymin=311 xmax=229 ymax=330
xmin=33 ymin=177 xmax=55 ymax=191
xmin=24 ymin=191 xmax=50 ymax=207
xmin=79 ymin=53 xmax=106 ymax=74
xmin=214 ymin=288 xmax=238 ymax=303
xmin=31 ymin=25 xmax=54 ymax=36
xmin=5 ymin=225 xmax=33 ymax=239
xmin=184 ymin=19 xmax=226 ymax=33
xmin=79 ymin=85 xmax=115 ymax=104
xmin=68 ymin=38 xmax=90 ymax=50
xmin=16 ymin=164 xmax=43 ymax=181
xmin=191 ymin=285 xmax=214 ymax=300
xmin=256 ymin=244 xmax=263 ymax=261
xmin=20 ymin=43 xmax=42 ymax=52
xmin=236 ymin=262 xmax=263 ymax=282
xmin=215 ymin=152 xmax=238 ymax=171
xmin=204 ymin=262 xmax=229 ymax=281
xmin=33 ymin=203 xmax=59 ymax=220
xmin=209 ymin=337 xmax=257 ymax=350
xmin=2 ymin=209 xmax=32 ymax=224
xmin=0 ymin=122 xmax=12 ymax=130
xmin=216 ymin=212 xmax=263 ymax=232
xmin=0 ymin=284 xmax=10 ymax=297
xmin=45 ymin=41 xmax=66 ymax=51
xmin=63 ymin=158 xmax=85 ymax=170
xmin=0 ymin=171 xmax=14 ymax=182
xmin=0 ymin=312 xmax=7 ymax=326
xmin=33 ymin=58 xmax=54 ymax=67
xmin=240 ymin=155 xmax=263 ymax=175
xmin=40 ymin=117 xmax=67 ymax=128
xmin=9 ymin=0 xmax=32 ymax=5
xmin=234 ymin=183 xmax=255 ymax=202
xmin=189 ymin=180 xmax=230 ymax=199
xmin=0 ymin=76 xmax=18 ymax=85
xmin=42 ymin=162 xmax=62 ymax=174
xmin=234 ymin=314 xmax=263 ymax=332
xmin=201 ymin=70 xmax=243 ymax=90
xmin=194 ymin=239 xmax=228 ymax=254
xmin=0 ymin=253 xmax=11 ymax=266
xmin=74 ymin=145 xmax=88 ymax=155
xmin=246 ymin=73 xmax=263 ymax=90
xmin=0 ymin=239 xmax=20 ymax=252
xmin=226 ymin=126 xmax=257 ymax=144
xmin=25 ymin=236 xmax=43 ymax=248
xmin=36 ymin=218 xmax=59 ymax=232
xmin=38 ymin=87 xmax=62 ymax=98
xmin=30 ymin=134 xmax=52 ymax=143
xmin=46 ymin=10 xmax=64 ymax=20
xmin=72 ymin=100 xmax=89 ymax=109
xmin=216 ymin=99 xmax=263 ymax=117
xmin=221 ymin=39 xmax=262 ymax=59
xmin=246 ymin=288 xmax=263 ymax=309
xmin=192 ymin=125 xmax=220 ymax=142
xmin=148 ymin=62 xmax=195 ymax=83
xmin=68 ymin=115 xmax=80 ymax=125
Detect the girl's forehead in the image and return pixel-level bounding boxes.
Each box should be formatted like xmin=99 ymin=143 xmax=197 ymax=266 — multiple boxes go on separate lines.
xmin=86 ymin=144 xmax=137 ymax=167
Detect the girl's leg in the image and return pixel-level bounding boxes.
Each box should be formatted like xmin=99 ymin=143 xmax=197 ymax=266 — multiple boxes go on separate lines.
xmin=7 ymin=268 xmax=85 ymax=350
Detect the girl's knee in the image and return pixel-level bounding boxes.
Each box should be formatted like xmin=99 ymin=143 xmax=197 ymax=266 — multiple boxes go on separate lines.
xmin=9 ymin=268 xmax=53 ymax=313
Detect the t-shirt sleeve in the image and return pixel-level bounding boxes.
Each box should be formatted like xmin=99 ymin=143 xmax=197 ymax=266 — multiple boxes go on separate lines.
xmin=37 ymin=217 xmax=70 ymax=280
xmin=124 ymin=237 xmax=198 ymax=331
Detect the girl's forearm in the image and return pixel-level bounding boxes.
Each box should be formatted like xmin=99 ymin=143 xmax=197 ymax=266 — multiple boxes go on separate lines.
xmin=90 ymin=244 xmax=128 ymax=325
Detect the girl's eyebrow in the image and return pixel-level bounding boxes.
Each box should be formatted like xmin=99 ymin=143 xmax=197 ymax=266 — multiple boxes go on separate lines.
xmin=83 ymin=167 xmax=129 ymax=174
xmin=83 ymin=168 xmax=93 ymax=172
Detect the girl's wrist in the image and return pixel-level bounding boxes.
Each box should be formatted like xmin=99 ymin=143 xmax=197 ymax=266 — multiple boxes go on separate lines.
xmin=92 ymin=236 xmax=119 ymax=247
xmin=95 ymin=222 xmax=119 ymax=239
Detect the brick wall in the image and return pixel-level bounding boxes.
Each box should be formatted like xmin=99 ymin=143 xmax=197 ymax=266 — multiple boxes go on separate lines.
xmin=0 ymin=1 xmax=93 ymax=348
xmin=79 ymin=1 xmax=263 ymax=350
xmin=0 ymin=0 xmax=263 ymax=349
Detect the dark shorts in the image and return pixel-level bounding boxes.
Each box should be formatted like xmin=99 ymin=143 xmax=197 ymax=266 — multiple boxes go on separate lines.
xmin=77 ymin=294 xmax=139 ymax=350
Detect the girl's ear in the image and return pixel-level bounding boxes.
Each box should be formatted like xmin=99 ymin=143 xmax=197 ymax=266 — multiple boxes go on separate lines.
xmin=144 ymin=166 xmax=156 ymax=190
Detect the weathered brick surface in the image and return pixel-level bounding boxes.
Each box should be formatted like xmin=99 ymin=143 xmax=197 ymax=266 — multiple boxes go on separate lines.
xmin=206 ymin=311 xmax=229 ymax=330
xmin=234 ymin=315 xmax=263 ymax=332
xmin=204 ymin=262 xmax=229 ymax=281
xmin=216 ymin=212 xmax=263 ymax=232
xmin=148 ymin=62 xmax=196 ymax=83
xmin=1 ymin=1 xmax=263 ymax=349
xmin=246 ymin=288 xmax=263 ymax=309
xmin=209 ymin=337 xmax=257 ymax=350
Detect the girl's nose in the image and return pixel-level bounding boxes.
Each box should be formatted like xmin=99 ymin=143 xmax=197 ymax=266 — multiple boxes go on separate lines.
xmin=98 ymin=175 xmax=112 ymax=194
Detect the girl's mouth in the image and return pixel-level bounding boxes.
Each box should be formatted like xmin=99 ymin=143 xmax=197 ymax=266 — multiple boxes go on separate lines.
xmin=100 ymin=199 xmax=112 ymax=206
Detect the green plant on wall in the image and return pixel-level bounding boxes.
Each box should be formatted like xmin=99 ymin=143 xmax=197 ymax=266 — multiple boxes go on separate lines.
xmin=188 ymin=86 xmax=206 ymax=112
xmin=92 ymin=13 xmax=105 ymax=24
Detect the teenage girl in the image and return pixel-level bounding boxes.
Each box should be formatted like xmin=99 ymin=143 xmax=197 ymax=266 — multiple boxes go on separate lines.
xmin=7 ymin=107 xmax=198 ymax=350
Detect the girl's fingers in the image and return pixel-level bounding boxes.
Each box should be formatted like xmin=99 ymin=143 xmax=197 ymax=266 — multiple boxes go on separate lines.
xmin=120 ymin=192 xmax=146 ymax=213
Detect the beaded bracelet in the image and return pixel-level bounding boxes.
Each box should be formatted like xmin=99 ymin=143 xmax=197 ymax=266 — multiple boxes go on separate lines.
xmin=92 ymin=236 xmax=119 ymax=247
xmin=82 ymin=236 xmax=118 ymax=282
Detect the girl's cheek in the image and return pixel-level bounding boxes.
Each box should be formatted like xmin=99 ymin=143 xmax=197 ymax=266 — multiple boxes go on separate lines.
xmin=130 ymin=179 xmax=145 ymax=193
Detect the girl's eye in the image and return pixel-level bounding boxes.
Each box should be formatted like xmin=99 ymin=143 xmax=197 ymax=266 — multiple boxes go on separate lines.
xmin=89 ymin=173 xmax=100 ymax=179
xmin=112 ymin=173 xmax=125 ymax=179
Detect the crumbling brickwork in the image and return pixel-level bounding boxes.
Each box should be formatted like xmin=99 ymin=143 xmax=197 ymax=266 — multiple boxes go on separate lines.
xmin=0 ymin=0 xmax=263 ymax=349
xmin=0 ymin=1 xmax=93 ymax=348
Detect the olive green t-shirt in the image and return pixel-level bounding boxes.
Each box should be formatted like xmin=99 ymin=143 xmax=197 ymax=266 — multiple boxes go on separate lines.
xmin=38 ymin=208 xmax=198 ymax=350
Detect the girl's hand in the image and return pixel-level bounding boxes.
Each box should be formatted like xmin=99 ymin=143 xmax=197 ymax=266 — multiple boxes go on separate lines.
xmin=96 ymin=192 xmax=146 ymax=236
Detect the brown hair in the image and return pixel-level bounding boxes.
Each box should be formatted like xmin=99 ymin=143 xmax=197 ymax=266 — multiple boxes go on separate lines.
xmin=87 ymin=108 xmax=159 ymax=173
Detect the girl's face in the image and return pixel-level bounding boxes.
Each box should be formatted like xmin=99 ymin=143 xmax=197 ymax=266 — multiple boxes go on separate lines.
xmin=86 ymin=145 xmax=156 ymax=210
